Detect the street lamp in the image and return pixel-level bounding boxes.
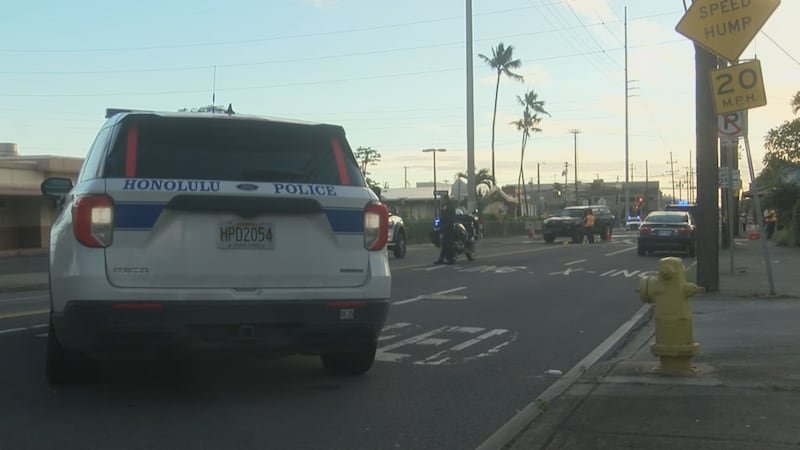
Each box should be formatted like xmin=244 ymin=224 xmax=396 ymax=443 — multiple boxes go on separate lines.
xmin=423 ymin=148 xmax=447 ymax=212
xmin=569 ymin=129 xmax=582 ymax=205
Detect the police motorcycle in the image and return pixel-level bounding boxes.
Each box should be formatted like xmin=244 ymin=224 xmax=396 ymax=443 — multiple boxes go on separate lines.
xmin=430 ymin=208 xmax=479 ymax=263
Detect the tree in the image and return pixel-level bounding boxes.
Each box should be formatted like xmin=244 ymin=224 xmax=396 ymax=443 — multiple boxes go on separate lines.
xmin=758 ymin=91 xmax=800 ymax=243
xmin=478 ymin=43 xmax=524 ymax=182
xmin=457 ymin=168 xmax=495 ymax=193
xmin=510 ymin=89 xmax=549 ymax=216
xmin=761 ymin=91 xmax=800 ymax=187
xmin=354 ymin=146 xmax=382 ymax=191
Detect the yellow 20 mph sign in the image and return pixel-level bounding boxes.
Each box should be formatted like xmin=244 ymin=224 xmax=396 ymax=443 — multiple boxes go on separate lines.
xmin=708 ymin=60 xmax=766 ymax=115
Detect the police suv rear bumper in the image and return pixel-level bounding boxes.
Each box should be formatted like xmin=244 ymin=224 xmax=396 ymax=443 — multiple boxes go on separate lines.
xmin=52 ymin=300 xmax=389 ymax=356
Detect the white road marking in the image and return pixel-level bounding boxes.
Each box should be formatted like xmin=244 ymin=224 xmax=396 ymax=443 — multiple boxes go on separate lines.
xmin=564 ymin=259 xmax=586 ymax=266
xmin=0 ymin=328 xmax=27 ymax=334
xmin=382 ymin=322 xmax=412 ymax=332
xmin=417 ymin=338 xmax=450 ymax=346
xmin=414 ymin=328 xmax=510 ymax=365
xmin=36 ymin=333 xmax=48 ymax=338
xmin=450 ymin=326 xmax=485 ymax=334
xmin=375 ymin=326 xmax=452 ymax=362
xmin=392 ymin=286 xmax=467 ymax=306
xmin=549 ymin=268 xmax=584 ymax=276
xmin=605 ymin=246 xmax=636 ymax=256
xmin=30 ymin=324 xmax=48 ymax=329
xmin=449 ymin=329 xmax=508 ymax=351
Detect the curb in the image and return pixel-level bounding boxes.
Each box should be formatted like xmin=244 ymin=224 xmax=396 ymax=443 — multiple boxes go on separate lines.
xmin=0 ymin=284 xmax=49 ymax=294
xmin=476 ymin=303 xmax=654 ymax=450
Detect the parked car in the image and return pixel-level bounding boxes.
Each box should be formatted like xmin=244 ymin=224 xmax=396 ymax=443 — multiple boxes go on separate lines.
xmin=637 ymin=211 xmax=696 ymax=257
xmin=40 ymin=108 xmax=392 ymax=384
xmin=542 ymin=205 xmax=615 ymax=244
xmin=387 ymin=208 xmax=407 ymax=258
xmin=625 ymin=216 xmax=642 ymax=230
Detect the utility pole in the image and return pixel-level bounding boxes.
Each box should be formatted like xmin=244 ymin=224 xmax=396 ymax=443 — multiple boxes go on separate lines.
xmin=688 ymin=149 xmax=694 ymax=202
xmin=465 ymin=0 xmax=476 ymax=211
xmin=422 ymin=148 xmax=447 ymax=213
xmin=630 ymin=164 xmax=635 ymax=182
xmin=623 ymin=6 xmax=630 ymax=221
xmin=563 ymin=161 xmax=569 ymax=194
xmin=404 ymin=166 xmax=409 ymax=188
xmin=695 ymin=45 xmax=720 ymax=292
xmin=569 ymin=129 xmax=581 ymax=205
xmin=667 ymin=152 xmax=678 ymax=202
xmin=645 ymin=160 xmax=649 ymax=214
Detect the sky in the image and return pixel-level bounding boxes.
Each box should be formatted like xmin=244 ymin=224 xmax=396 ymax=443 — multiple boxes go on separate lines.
xmin=1 ymin=0 xmax=798 ymax=196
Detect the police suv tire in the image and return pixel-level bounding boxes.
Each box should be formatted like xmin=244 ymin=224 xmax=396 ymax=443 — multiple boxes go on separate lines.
xmin=543 ymin=234 xmax=555 ymax=244
xmin=321 ymin=344 xmax=377 ymax=376
xmin=46 ymin=321 xmax=96 ymax=385
xmin=637 ymin=245 xmax=645 ymax=256
xmin=392 ymin=231 xmax=407 ymax=258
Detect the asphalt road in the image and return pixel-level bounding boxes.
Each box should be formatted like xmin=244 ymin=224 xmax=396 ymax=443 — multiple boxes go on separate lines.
xmin=0 ymin=232 xmax=692 ymax=450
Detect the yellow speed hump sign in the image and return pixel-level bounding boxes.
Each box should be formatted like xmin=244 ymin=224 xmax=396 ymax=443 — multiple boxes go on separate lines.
xmin=676 ymin=0 xmax=781 ymax=62
xmin=709 ymin=60 xmax=767 ymax=115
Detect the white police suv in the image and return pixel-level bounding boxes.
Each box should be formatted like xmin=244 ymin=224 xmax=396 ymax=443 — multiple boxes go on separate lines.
xmin=40 ymin=108 xmax=392 ymax=384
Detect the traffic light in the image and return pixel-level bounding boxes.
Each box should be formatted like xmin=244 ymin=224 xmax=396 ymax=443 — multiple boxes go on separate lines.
xmin=637 ymin=196 xmax=643 ymax=203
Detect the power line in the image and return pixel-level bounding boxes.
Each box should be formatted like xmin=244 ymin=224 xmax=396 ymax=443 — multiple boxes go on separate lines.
xmin=563 ymin=1 xmax=622 ymax=69
xmin=761 ymin=31 xmax=800 ymax=66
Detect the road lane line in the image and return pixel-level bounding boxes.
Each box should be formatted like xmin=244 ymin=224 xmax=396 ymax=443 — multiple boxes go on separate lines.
xmin=605 ymin=246 xmax=636 ymax=256
xmin=30 ymin=324 xmax=49 ymax=329
xmin=564 ymin=259 xmax=586 ymax=266
xmin=392 ymin=286 xmax=467 ymax=306
xmin=382 ymin=322 xmax=412 ymax=332
xmin=449 ymin=328 xmax=508 ymax=351
xmin=0 ymin=327 xmax=27 ymax=334
xmin=0 ymin=309 xmax=49 ymax=320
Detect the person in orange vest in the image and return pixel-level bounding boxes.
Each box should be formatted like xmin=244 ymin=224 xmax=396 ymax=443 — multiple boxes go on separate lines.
xmin=583 ymin=208 xmax=595 ymax=243
xmin=765 ymin=209 xmax=777 ymax=239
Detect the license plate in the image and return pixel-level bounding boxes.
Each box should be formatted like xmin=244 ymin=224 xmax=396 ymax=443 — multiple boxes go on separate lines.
xmin=657 ymin=230 xmax=673 ymax=236
xmin=218 ymin=221 xmax=274 ymax=249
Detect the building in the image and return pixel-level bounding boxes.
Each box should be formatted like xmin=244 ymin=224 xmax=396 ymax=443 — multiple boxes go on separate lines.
xmin=381 ymin=182 xmax=456 ymax=219
xmin=0 ymin=143 xmax=83 ymax=250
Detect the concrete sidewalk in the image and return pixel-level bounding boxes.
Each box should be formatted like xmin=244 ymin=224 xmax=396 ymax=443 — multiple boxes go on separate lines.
xmin=503 ymin=238 xmax=800 ymax=450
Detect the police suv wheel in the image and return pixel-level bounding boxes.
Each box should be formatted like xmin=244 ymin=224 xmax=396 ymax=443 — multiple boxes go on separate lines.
xmin=321 ymin=344 xmax=377 ymax=375
xmin=543 ymin=234 xmax=555 ymax=244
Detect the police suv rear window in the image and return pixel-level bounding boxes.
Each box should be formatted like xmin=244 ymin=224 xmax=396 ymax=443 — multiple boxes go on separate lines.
xmin=103 ymin=116 xmax=364 ymax=186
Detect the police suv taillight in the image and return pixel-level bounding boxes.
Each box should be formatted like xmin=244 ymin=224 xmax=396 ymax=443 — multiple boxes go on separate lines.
xmin=72 ymin=195 xmax=114 ymax=248
xmin=364 ymin=202 xmax=389 ymax=251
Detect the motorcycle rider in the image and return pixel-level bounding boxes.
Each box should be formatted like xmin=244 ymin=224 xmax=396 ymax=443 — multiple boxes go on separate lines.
xmin=434 ymin=192 xmax=456 ymax=265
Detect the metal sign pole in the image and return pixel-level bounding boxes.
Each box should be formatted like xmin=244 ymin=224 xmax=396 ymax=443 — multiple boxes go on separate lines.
xmin=743 ymin=136 xmax=776 ymax=295
xmin=726 ymin=139 xmax=735 ymax=274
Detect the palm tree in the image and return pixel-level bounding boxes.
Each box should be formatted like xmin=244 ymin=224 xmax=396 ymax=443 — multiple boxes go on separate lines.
xmin=510 ymin=90 xmax=549 ymax=216
xmin=478 ymin=43 xmax=524 ymax=182
xmin=791 ymin=90 xmax=800 ymax=115
xmin=457 ymin=168 xmax=495 ymax=197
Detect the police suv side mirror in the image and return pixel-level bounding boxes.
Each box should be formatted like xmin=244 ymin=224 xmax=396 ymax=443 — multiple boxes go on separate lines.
xmin=41 ymin=177 xmax=74 ymax=197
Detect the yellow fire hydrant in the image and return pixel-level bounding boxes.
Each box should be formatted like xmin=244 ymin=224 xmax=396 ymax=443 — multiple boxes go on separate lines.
xmin=638 ymin=257 xmax=704 ymax=374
